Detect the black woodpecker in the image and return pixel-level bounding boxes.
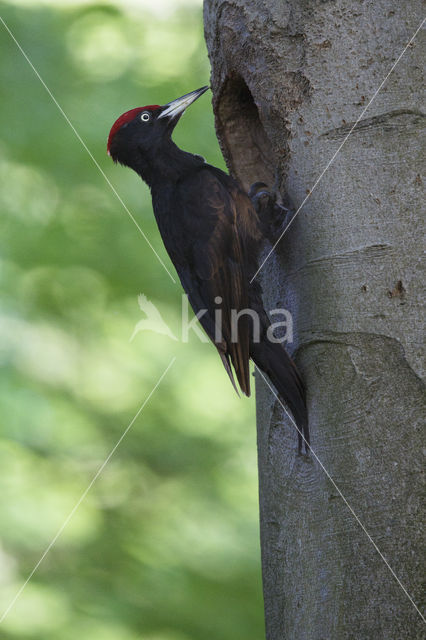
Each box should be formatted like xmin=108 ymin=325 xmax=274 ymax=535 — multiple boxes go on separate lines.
xmin=107 ymin=86 xmax=309 ymax=452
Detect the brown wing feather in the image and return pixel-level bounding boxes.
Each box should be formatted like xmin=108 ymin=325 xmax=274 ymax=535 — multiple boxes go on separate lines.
xmin=174 ymin=167 xmax=260 ymax=396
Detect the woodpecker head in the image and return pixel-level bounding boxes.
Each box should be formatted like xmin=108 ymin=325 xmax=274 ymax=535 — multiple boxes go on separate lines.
xmin=107 ymin=86 xmax=209 ymax=172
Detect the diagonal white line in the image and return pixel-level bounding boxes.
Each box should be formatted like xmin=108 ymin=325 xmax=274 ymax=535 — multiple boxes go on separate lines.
xmin=0 ymin=356 xmax=176 ymax=624
xmin=251 ymin=17 xmax=426 ymax=282
xmin=0 ymin=16 xmax=176 ymax=284
xmin=255 ymin=365 xmax=425 ymax=622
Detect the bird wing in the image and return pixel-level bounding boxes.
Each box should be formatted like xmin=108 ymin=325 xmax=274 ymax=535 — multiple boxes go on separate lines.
xmin=173 ymin=167 xmax=261 ymax=396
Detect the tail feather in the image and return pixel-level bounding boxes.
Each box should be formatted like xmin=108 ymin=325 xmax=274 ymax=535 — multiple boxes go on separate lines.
xmin=251 ymin=340 xmax=309 ymax=453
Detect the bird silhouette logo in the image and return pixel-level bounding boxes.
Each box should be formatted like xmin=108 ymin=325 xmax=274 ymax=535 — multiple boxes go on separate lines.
xmin=130 ymin=294 xmax=178 ymax=342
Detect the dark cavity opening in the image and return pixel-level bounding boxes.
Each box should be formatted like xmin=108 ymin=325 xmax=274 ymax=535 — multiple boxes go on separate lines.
xmin=215 ymin=76 xmax=275 ymax=192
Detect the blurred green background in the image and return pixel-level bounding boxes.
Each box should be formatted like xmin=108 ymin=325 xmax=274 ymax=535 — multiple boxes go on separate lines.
xmin=0 ymin=0 xmax=263 ymax=638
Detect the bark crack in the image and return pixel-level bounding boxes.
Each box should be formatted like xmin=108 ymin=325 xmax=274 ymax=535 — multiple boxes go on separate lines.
xmin=297 ymin=331 xmax=425 ymax=388
xmin=321 ymin=109 xmax=425 ymax=139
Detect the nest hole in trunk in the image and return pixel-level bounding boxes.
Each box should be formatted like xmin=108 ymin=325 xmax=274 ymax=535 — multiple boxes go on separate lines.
xmin=215 ymin=76 xmax=275 ymax=192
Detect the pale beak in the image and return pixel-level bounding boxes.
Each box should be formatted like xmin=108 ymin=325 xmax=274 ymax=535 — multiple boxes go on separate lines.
xmin=159 ymin=86 xmax=209 ymax=120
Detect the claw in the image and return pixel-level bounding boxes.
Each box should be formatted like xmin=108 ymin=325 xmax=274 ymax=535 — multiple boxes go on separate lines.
xmin=249 ymin=180 xmax=296 ymax=245
xmin=248 ymin=181 xmax=269 ymax=200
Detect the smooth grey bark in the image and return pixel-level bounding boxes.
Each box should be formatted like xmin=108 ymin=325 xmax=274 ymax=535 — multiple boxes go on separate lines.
xmin=203 ymin=2 xmax=425 ymax=638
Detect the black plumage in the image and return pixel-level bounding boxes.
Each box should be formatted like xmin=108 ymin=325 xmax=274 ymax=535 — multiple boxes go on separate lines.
xmin=108 ymin=87 xmax=309 ymax=452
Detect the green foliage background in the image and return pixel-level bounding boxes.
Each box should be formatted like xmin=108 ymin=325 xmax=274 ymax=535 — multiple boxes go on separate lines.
xmin=0 ymin=1 xmax=263 ymax=638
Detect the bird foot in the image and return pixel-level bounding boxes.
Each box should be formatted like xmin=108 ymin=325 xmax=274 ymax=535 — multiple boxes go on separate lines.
xmin=249 ymin=181 xmax=295 ymax=245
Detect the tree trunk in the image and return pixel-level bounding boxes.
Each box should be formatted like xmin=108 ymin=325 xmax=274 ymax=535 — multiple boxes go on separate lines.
xmin=203 ymin=1 xmax=425 ymax=638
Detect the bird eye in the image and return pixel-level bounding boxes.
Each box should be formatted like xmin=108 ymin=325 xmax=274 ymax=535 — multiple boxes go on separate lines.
xmin=141 ymin=112 xmax=150 ymax=122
